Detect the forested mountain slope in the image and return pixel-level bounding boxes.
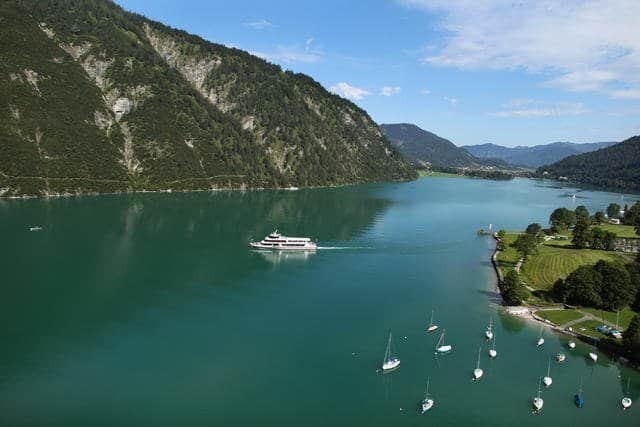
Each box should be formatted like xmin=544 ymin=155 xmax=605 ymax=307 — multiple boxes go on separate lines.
xmin=0 ymin=0 xmax=414 ymax=197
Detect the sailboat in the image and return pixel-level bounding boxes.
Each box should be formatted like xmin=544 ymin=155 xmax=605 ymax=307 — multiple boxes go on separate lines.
xmin=574 ymin=377 xmax=584 ymax=408
xmin=421 ymin=377 xmax=434 ymax=414
xmin=382 ymin=331 xmax=400 ymax=371
xmin=536 ymin=327 xmax=545 ymax=347
xmin=485 ymin=317 xmax=493 ymax=340
xmin=473 ymin=346 xmax=484 ymax=380
xmin=543 ymin=358 xmax=553 ymax=387
xmin=426 ymin=310 xmax=438 ymax=333
xmin=435 ymin=329 xmax=452 ymax=354
xmin=622 ymin=378 xmax=632 ymax=410
xmin=588 ymin=341 xmax=598 ymax=362
xmin=532 ymin=377 xmax=544 ymax=413
xmin=568 ymin=341 xmax=576 ymax=349
xmin=488 ymin=335 xmax=497 ymax=358
xmin=556 ymin=353 xmax=566 ymax=363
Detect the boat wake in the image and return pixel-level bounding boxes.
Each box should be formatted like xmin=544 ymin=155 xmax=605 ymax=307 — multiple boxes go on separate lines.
xmin=317 ymin=246 xmax=372 ymax=250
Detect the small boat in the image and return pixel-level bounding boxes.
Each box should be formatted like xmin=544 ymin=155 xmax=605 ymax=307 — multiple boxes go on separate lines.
xmin=421 ymin=377 xmax=434 ymax=414
xmin=435 ymin=329 xmax=452 ymax=354
xmin=426 ymin=310 xmax=438 ymax=333
xmin=382 ymin=331 xmax=400 ymax=371
xmin=485 ymin=317 xmax=493 ymax=340
xmin=556 ymin=353 xmax=566 ymax=363
xmin=588 ymin=342 xmax=598 ymax=362
xmin=473 ymin=346 xmax=483 ymax=381
xmin=622 ymin=378 xmax=632 ymax=410
xmin=568 ymin=341 xmax=576 ymax=349
xmin=29 ymin=226 xmax=42 ymax=231
xmin=249 ymin=230 xmax=317 ymax=251
xmin=488 ymin=335 xmax=497 ymax=358
xmin=532 ymin=377 xmax=544 ymax=413
xmin=543 ymin=358 xmax=553 ymax=388
xmin=536 ymin=325 xmax=544 ymax=347
xmin=575 ymin=378 xmax=584 ymax=408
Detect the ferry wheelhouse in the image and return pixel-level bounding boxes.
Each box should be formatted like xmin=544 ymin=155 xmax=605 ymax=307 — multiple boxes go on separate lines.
xmin=250 ymin=230 xmax=317 ymax=251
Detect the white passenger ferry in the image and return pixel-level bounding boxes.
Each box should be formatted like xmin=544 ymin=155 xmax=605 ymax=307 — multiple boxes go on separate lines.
xmin=250 ymin=230 xmax=317 ymax=251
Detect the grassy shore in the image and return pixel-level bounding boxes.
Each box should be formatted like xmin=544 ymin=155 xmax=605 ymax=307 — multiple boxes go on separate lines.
xmin=418 ymin=170 xmax=462 ymax=178
xmin=496 ymin=232 xmax=630 ymax=290
xmin=536 ymin=309 xmax=583 ymax=326
xmin=581 ymin=307 xmax=636 ymax=329
xmin=595 ymin=223 xmax=639 ymax=239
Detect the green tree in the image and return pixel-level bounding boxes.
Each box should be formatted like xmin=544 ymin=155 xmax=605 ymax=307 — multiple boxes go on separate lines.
xmin=572 ymin=218 xmax=592 ymax=249
xmin=500 ymin=270 xmax=528 ymax=306
xmin=593 ymin=211 xmax=606 ymax=224
xmin=526 ymin=223 xmax=542 ymax=236
xmin=623 ymin=315 xmax=640 ymax=358
xmin=594 ymin=260 xmax=635 ymax=310
xmin=563 ymin=265 xmax=602 ymax=307
xmin=623 ymin=202 xmax=640 ymax=226
xmin=607 ymin=203 xmax=621 ymax=219
xmin=511 ymin=233 xmax=538 ymax=260
xmin=549 ymin=208 xmax=576 ymax=229
xmin=575 ymin=205 xmax=590 ymax=222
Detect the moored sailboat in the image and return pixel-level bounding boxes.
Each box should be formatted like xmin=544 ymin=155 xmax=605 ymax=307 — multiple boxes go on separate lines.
xmin=536 ymin=327 xmax=545 ymax=347
xmin=382 ymin=331 xmax=400 ymax=371
xmin=575 ymin=377 xmax=584 ymax=408
xmin=435 ymin=329 xmax=452 ymax=354
xmin=489 ymin=335 xmax=497 ymax=358
xmin=556 ymin=353 xmax=566 ymax=363
xmin=588 ymin=341 xmax=598 ymax=362
xmin=622 ymin=378 xmax=632 ymax=410
xmin=485 ymin=317 xmax=493 ymax=340
xmin=532 ymin=377 xmax=544 ymax=413
xmin=543 ymin=358 xmax=553 ymax=387
xmin=473 ymin=346 xmax=483 ymax=381
xmin=426 ymin=310 xmax=438 ymax=333
xmin=421 ymin=377 xmax=434 ymax=414
xmin=568 ymin=341 xmax=576 ymax=349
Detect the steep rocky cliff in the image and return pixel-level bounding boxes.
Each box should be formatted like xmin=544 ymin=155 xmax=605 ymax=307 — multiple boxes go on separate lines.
xmin=0 ymin=0 xmax=415 ymax=197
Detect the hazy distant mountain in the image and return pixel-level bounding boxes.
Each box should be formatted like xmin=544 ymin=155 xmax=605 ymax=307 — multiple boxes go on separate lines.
xmin=463 ymin=141 xmax=617 ymax=168
xmin=380 ymin=123 xmax=507 ymax=169
xmin=540 ymin=136 xmax=640 ymax=191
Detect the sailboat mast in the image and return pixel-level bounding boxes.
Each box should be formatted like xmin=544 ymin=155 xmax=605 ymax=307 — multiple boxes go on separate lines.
xmin=430 ymin=310 xmax=434 ymax=326
xmin=547 ymin=358 xmax=551 ymax=376
xmin=477 ymin=347 xmax=481 ymax=369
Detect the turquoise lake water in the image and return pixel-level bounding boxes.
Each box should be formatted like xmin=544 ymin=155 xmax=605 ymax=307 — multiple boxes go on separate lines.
xmin=0 ymin=177 xmax=639 ymax=426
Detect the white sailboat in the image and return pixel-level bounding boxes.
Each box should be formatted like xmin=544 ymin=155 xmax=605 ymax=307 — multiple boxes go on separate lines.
xmin=421 ymin=377 xmax=434 ymax=414
xmin=588 ymin=341 xmax=598 ymax=362
xmin=536 ymin=327 xmax=545 ymax=347
xmin=488 ymin=335 xmax=497 ymax=358
xmin=532 ymin=377 xmax=544 ymax=413
xmin=435 ymin=329 xmax=452 ymax=354
xmin=382 ymin=331 xmax=400 ymax=371
xmin=426 ymin=310 xmax=438 ymax=333
xmin=556 ymin=353 xmax=566 ymax=363
xmin=473 ymin=346 xmax=484 ymax=380
xmin=485 ymin=317 xmax=493 ymax=340
xmin=568 ymin=341 xmax=576 ymax=349
xmin=622 ymin=378 xmax=632 ymax=410
xmin=543 ymin=358 xmax=553 ymax=387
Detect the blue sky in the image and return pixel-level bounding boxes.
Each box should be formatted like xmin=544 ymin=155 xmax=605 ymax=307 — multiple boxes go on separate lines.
xmin=116 ymin=0 xmax=640 ymax=147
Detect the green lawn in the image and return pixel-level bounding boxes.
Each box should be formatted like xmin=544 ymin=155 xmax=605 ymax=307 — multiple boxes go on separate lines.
xmin=580 ymin=307 xmax=637 ymax=329
xmin=520 ymin=242 xmax=630 ymax=290
xmin=594 ymin=223 xmax=639 ymax=239
xmin=572 ymin=319 xmax=611 ymax=339
xmin=495 ymin=232 xmax=522 ymax=278
xmin=536 ymin=309 xmax=583 ymax=326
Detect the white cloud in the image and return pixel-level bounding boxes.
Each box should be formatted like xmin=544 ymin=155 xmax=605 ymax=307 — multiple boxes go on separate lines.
xmin=419 ymin=89 xmax=431 ymax=95
xmin=329 ymin=82 xmax=371 ymax=100
xmin=251 ymin=38 xmax=322 ymax=64
xmin=488 ymin=100 xmax=591 ymax=118
xmin=443 ymin=96 xmax=458 ymax=106
xmin=243 ymin=19 xmax=274 ymax=30
xmin=400 ymin=0 xmax=640 ymax=99
xmin=610 ymin=89 xmax=640 ymax=100
xmin=380 ymin=86 xmax=401 ymax=96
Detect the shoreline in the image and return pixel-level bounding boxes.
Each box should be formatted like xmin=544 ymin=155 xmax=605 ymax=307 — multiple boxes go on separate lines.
xmin=490 ymin=233 xmax=639 ymax=370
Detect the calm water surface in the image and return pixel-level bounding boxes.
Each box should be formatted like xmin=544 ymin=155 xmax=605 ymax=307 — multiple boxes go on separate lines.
xmin=1 ymin=177 xmax=639 ymax=426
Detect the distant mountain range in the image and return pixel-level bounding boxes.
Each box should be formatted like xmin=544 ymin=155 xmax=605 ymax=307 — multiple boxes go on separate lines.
xmin=463 ymin=141 xmax=617 ymax=168
xmin=540 ymin=136 xmax=640 ymax=191
xmin=380 ymin=123 xmax=508 ymax=169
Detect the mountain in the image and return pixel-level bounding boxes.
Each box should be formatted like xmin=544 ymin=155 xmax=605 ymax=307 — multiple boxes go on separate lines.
xmin=379 ymin=123 xmax=507 ymax=169
xmin=539 ymin=136 xmax=640 ymax=191
xmin=0 ymin=0 xmax=415 ymax=197
xmin=463 ymin=141 xmax=617 ymax=168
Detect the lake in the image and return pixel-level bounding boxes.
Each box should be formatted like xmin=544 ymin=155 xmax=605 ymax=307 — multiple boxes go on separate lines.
xmin=1 ymin=177 xmax=638 ymax=426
